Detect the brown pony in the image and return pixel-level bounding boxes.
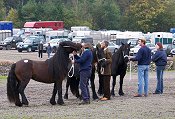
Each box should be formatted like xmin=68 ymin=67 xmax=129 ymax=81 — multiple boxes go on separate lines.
xmin=7 ymin=41 xmax=82 ymax=107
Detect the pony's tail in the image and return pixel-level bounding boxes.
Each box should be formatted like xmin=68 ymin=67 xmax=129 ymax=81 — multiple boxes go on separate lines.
xmin=7 ymin=63 xmax=18 ymax=103
xmin=69 ymin=77 xmax=80 ymax=97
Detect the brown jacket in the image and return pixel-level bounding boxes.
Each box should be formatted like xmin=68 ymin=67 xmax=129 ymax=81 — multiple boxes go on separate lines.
xmin=101 ymin=48 xmax=112 ymax=75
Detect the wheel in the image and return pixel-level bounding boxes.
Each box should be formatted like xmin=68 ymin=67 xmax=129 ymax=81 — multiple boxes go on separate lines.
xmin=6 ymin=45 xmax=11 ymax=50
xmin=18 ymin=49 xmax=22 ymax=52
xmin=52 ymin=47 xmax=57 ymax=53
xmin=114 ymin=48 xmax=118 ymax=53
xmin=27 ymin=47 xmax=32 ymax=52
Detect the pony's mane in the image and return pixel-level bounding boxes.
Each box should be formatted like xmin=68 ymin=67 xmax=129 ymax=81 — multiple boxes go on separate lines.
xmin=47 ymin=42 xmax=77 ymax=80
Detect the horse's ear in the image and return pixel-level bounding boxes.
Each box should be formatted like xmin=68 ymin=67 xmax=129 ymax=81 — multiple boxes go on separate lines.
xmin=121 ymin=42 xmax=124 ymax=45
xmin=128 ymin=42 xmax=131 ymax=46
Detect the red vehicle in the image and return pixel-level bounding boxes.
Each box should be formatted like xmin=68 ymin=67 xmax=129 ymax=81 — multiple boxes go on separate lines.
xmin=24 ymin=21 xmax=64 ymax=30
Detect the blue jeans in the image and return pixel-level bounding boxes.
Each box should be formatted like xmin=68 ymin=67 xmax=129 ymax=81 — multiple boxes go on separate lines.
xmin=138 ymin=65 xmax=149 ymax=95
xmin=80 ymin=70 xmax=91 ymax=101
xmin=155 ymin=66 xmax=165 ymax=94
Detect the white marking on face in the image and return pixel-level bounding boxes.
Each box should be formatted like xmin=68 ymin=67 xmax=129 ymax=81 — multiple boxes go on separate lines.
xmin=24 ymin=60 xmax=28 ymax=63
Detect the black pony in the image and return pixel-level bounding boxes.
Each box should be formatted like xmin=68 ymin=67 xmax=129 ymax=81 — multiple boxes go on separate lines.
xmin=64 ymin=45 xmax=101 ymax=100
xmin=111 ymin=42 xmax=130 ymax=96
xmin=7 ymin=41 xmax=81 ymax=106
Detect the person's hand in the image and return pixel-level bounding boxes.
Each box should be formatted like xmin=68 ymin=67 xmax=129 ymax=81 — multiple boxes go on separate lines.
xmin=72 ymin=51 xmax=77 ymax=55
xmin=71 ymin=60 xmax=75 ymax=64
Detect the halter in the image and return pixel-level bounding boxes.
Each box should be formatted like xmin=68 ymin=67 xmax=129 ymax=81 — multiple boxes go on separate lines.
xmin=122 ymin=51 xmax=129 ymax=58
xmin=68 ymin=54 xmax=74 ymax=78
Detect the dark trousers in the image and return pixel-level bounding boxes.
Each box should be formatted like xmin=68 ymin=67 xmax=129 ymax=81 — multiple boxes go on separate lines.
xmin=38 ymin=50 xmax=43 ymax=58
xmin=80 ymin=70 xmax=91 ymax=101
xmin=102 ymin=75 xmax=111 ymax=99
xmin=98 ymin=74 xmax=104 ymax=94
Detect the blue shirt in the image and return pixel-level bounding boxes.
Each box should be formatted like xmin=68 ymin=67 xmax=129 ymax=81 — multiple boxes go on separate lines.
xmin=152 ymin=49 xmax=167 ymax=66
xmin=131 ymin=45 xmax=151 ymax=65
xmin=74 ymin=48 xmax=93 ymax=72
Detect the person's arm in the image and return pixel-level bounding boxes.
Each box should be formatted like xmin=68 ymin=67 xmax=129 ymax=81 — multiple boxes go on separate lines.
xmin=105 ymin=51 xmax=112 ymax=64
xmin=152 ymin=51 xmax=160 ymax=62
xmin=75 ymin=51 xmax=88 ymax=63
xmin=130 ymin=48 xmax=142 ymax=61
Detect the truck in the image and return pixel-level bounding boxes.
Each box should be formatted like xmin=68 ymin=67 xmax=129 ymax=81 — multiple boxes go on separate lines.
xmin=150 ymin=32 xmax=173 ymax=48
xmin=24 ymin=21 xmax=64 ymax=30
xmin=0 ymin=21 xmax=13 ymax=41
xmin=45 ymin=30 xmax=70 ymax=42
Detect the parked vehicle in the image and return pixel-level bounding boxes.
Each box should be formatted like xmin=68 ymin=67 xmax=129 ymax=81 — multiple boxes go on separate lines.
xmin=72 ymin=36 xmax=93 ymax=44
xmin=94 ymin=41 xmax=119 ymax=54
xmin=0 ymin=36 xmax=23 ymax=50
xmin=43 ymin=38 xmax=71 ymax=53
xmin=130 ymin=43 xmax=155 ymax=56
xmin=24 ymin=21 xmax=64 ymax=30
xmin=17 ymin=35 xmax=45 ymax=52
xmin=170 ymin=48 xmax=175 ymax=55
xmin=165 ymin=44 xmax=175 ymax=56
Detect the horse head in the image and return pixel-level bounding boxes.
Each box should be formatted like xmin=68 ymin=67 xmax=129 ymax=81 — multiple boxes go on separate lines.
xmin=121 ymin=42 xmax=131 ymax=63
xmin=59 ymin=41 xmax=82 ymax=53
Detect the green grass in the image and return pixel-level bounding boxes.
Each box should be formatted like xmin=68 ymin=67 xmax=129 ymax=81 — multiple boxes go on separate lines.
xmin=0 ymin=76 xmax=7 ymax=80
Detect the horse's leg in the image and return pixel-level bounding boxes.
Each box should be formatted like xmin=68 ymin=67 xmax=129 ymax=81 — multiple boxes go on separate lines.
xmin=50 ymin=83 xmax=57 ymax=105
xmin=111 ymin=75 xmax=116 ymax=96
xmin=18 ymin=79 xmax=30 ymax=105
xmin=90 ymin=70 xmax=99 ymax=100
xmin=97 ymin=74 xmax=104 ymax=95
xmin=119 ymin=74 xmax=125 ymax=96
xmin=15 ymin=81 xmax=23 ymax=106
xmin=64 ymin=78 xmax=70 ymax=99
xmin=57 ymin=80 xmax=64 ymax=105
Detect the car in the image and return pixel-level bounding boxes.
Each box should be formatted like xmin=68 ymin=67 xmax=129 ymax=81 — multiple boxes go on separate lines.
xmin=108 ymin=42 xmax=120 ymax=53
xmin=17 ymin=35 xmax=45 ymax=52
xmin=43 ymin=38 xmax=71 ymax=53
xmin=170 ymin=48 xmax=175 ymax=56
xmin=0 ymin=36 xmax=23 ymax=50
xmin=130 ymin=43 xmax=155 ymax=56
xmin=93 ymin=41 xmax=119 ymax=54
xmin=164 ymin=44 xmax=175 ymax=56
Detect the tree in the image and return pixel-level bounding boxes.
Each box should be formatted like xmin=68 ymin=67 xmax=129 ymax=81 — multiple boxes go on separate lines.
xmin=5 ymin=8 xmax=20 ymax=27
xmin=126 ymin=0 xmax=167 ymax=32
xmin=0 ymin=0 xmax=6 ymax=20
xmin=21 ymin=0 xmax=38 ymax=22
xmin=91 ymin=0 xmax=121 ymax=30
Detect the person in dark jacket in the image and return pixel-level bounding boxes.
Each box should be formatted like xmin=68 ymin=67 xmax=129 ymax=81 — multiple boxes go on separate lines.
xmin=38 ymin=41 xmax=43 ymax=58
xmin=72 ymin=42 xmax=93 ymax=105
xmin=46 ymin=43 xmax=52 ymax=59
xmin=130 ymin=38 xmax=152 ymax=97
xmin=152 ymin=42 xmax=167 ymax=94
xmin=99 ymin=40 xmax=112 ymax=101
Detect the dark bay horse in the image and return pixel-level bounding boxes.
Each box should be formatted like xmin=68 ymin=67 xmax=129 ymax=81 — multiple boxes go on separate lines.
xmin=111 ymin=42 xmax=130 ymax=96
xmin=7 ymin=41 xmax=82 ymax=106
xmin=64 ymin=46 xmax=100 ymax=100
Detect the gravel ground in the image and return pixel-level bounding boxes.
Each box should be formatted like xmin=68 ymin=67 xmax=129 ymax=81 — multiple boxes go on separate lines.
xmin=0 ymin=50 xmax=175 ymax=119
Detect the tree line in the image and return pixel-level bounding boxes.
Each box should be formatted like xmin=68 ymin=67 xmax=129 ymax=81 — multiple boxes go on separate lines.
xmin=1 ymin=0 xmax=175 ymax=33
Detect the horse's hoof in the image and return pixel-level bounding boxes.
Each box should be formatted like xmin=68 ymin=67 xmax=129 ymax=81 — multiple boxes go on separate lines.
xmin=111 ymin=91 xmax=115 ymax=97
xmin=64 ymin=94 xmax=68 ymax=99
xmin=93 ymin=95 xmax=99 ymax=100
xmin=50 ymin=100 xmax=56 ymax=105
xmin=119 ymin=92 xmax=124 ymax=96
xmin=22 ymin=102 xmax=29 ymax=106
xmin=15 ymin=102 xmax=23 ymax=107
xmin=57 ymin=101 xmax=65 ymax=105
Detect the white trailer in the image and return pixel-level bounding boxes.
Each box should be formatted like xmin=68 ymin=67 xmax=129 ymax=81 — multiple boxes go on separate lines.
xmin=45 ymin=30 xmax=70 ymax=42
xmin=0 ymin=30 xmax=12 ymax=41
xmin=150 ymin=32 xmax=173 ymax=48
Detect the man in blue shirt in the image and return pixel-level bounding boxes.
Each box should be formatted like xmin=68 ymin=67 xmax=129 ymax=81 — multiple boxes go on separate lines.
xmin=72 ymin=42 xmax=93 ymax=105
xmin=130 ymin=38 xmax=151 ymax=97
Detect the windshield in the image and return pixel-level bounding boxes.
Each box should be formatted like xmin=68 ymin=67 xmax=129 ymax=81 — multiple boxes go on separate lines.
xmin=4 ymin=37 xmax=13 ymax=42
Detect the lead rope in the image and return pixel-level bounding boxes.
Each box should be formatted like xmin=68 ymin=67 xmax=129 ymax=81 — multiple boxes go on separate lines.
xmin=68 ymin=54 xmax=74 ymax=78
